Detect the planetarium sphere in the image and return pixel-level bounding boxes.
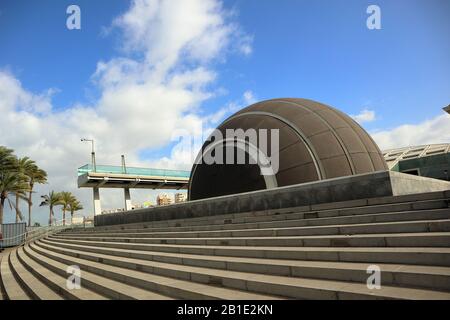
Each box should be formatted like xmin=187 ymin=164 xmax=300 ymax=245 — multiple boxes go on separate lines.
xmin=188 ymin=98 xmax=388 ymax=200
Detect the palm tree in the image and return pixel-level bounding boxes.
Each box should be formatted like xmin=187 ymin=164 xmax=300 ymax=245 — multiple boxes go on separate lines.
xmin=14 ymin=157 xmax=36 ymax=223
xmin=67 ymin=199 xmax=83 ymax=225
xmin=0 ymin=172 xmax=30 ymax=224
xmin=59 ymin=191 xmax=75 ymax=226
xmin=26 ymin=166 xmax=47 ymax=227
xmin=0 ymin=146 xmax=17 ymax=172
xmin=39 ymin=191 xmax=62 ymax=226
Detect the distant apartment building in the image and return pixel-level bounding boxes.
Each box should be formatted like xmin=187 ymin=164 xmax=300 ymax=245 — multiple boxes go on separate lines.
xmin=102 ymin=202 xmax=146 ymax=214
xmin=157 ymin=193 xmax=172 ymax=206
xmin=101 ymin=208 xmax=125 ymax=215
xmin=131 ymin=204 xmax=144 ymax=210
xmin=71 ymin=216 xmax=85 ymax=225
xmin=174 ymin=193 xmax=187 ymax=203
xmin=142 ymin=201 xmax=153 ymax=208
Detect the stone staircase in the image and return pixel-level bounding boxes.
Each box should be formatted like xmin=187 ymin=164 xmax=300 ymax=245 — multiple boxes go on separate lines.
xmin=1 ymin=190 xmax=450 ymax=300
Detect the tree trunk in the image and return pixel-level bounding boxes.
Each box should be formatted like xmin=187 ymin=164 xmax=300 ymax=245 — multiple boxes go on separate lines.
xmin=49 ymin=206 xmax=53 ymax=226
xmin=70 ymin=210 xmax=74 ymax=225
xmin=15 ymin=194 xmax=19 ymax=223
xmin=28 ymin=184 xmax=33 ymax=227
xmin=62 ymin=208 xmax=66 ymax=226
xmin=0 ymin=196 xmax=4 ymax=225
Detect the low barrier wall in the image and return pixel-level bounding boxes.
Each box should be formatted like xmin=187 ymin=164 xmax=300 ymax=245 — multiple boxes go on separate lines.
xmin=95 ymin=170 xmax=450 ymax=227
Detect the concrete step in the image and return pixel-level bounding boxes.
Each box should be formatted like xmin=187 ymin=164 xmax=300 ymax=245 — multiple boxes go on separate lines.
xmin=3 ymin=191 xmax=448 ymax=300
xmin=28 ymin=240 xmax=450 ymax=300
xmin=365 ymin=191 xmax=450 ymax=205
xmin=61 ymin=219 xmax=450 ymax=239
xmin=46 ymin=237 xmax=450 ymax=267
xmin=17 ymin=246 xmax=107 ymax=300
xmin=0 ymin=253 xmax=4 ymax=300
xmin=51 ymin=231 xmax=450 ymax=248
xmin=64 ymin=209 xmax=450 ymax=236
xmin=0 ymin=277 xmax=3 ymax=300
xmin=70 ymin=192 xmax=450 ymax=234
xmin=39 ymin=238 xmax=450 ymax=292
xmin=0 ymin=253 xmax=30 ymax=300
xmin=9 ymin=249 xmax=62 ymax=300
xmin=21 ymin=244 xmax=172 ymax=300
xmin=80 ymin=196 xmax=450 ymax=233
xmin=28 ymin=242 xmax=283 ymax=300
xmin=246 ymin=200 xmax=449 ymax=227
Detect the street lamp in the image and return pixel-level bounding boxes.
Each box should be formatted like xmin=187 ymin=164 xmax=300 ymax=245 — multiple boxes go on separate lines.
xmin=81 ymin=138 xmax=96 ymax=172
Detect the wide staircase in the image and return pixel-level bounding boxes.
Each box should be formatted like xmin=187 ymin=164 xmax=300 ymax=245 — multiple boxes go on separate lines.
xmin=1 ymin=190 xmax=450 ymax=300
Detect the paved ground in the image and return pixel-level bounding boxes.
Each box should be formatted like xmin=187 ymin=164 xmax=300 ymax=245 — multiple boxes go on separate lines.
xmin=0 ymin=247 xmax=14 ymax=300
xmin=0 ymin=250 xmax=5 ymax=300
xmin=0 ymin=247 xmax=13 ymax=258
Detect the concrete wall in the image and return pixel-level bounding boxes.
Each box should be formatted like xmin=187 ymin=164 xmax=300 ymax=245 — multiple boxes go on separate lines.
xmin=395 ymin=153 xmax=450 ymax=182
xmin=390 ymin=171 xmax=450 ymax=195
xmin=95 ymin=171 xmax=450 ymax=227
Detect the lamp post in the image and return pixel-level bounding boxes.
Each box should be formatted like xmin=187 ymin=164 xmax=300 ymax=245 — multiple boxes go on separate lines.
xmin=81 ymin=138 xmax=96 ymax=172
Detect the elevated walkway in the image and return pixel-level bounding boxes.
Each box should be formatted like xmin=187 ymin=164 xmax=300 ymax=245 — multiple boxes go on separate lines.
xmin=77 ymin=164 xmax=190 ymax=215
xmin=77 ymin=164 xmax=189 ymax=190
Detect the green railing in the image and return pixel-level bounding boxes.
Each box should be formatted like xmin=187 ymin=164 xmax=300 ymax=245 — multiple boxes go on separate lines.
xmin=78 ymin=164 xmax=191 ymax=178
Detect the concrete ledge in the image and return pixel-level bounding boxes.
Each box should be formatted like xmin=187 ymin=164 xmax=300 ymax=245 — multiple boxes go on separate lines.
xmin=95 ymin=171 xmax=450 ymax=227
xmin=389 ymin=171 xmax=450 ymax=195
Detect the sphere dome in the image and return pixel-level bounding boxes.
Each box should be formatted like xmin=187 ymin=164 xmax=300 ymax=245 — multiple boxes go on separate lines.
xmin=189 ymin=98 xmax=388 ymax=200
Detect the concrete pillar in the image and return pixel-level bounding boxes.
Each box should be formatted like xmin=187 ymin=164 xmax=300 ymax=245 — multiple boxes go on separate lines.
xmin=93 ymin=187 xmax=102 ymax=216
xmin=124 ymin=188 xmax=132 ymax=211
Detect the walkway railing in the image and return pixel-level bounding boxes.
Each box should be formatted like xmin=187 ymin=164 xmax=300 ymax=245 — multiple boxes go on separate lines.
xmin=0 ymin=218 xmax=93 ymax=250
xmin=78 ymin=164 xmax=191 ymax=178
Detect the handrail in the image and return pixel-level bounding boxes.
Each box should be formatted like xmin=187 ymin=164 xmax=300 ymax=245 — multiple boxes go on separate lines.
xmin=77 ymin=164 xmax=191 ymax=178
xmin=0 ymin=218 xmax=92 ymax=249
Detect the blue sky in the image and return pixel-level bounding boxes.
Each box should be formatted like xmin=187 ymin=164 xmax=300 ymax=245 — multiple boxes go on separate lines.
xmin=0 ymin=0 xmax=449 ymax=225
xmin=1 ymin=0 xmax=449 ymax=127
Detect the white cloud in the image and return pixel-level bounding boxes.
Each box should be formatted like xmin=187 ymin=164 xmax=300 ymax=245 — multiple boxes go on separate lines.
xmin=0 ymin=0 xmax=253 ymax=225
xmin=111 ymin=0 xmax=251 ymax=74
xmin=351 ymin=109 xmax=376 ymax=124
xmin=243 ymin=90 xmax=256 ymax=105
xmin=151 ymin=90 xmax=256 ymax=171
xmin=371 ymin=113 xmax=450 ymax=150
xmin=0 ymin=71 xmax=56 ymax=115
xmin=204 ymin=90 xmax=255 ymax=125
xmin=237 ymin=35 xmax=253 ymax=56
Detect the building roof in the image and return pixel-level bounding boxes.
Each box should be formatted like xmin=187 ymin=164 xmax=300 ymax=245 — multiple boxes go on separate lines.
xmin=382 ymin=143 xmax=450 ymax=169
xmin=444 ymin=105 xmax=450 ymax=114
